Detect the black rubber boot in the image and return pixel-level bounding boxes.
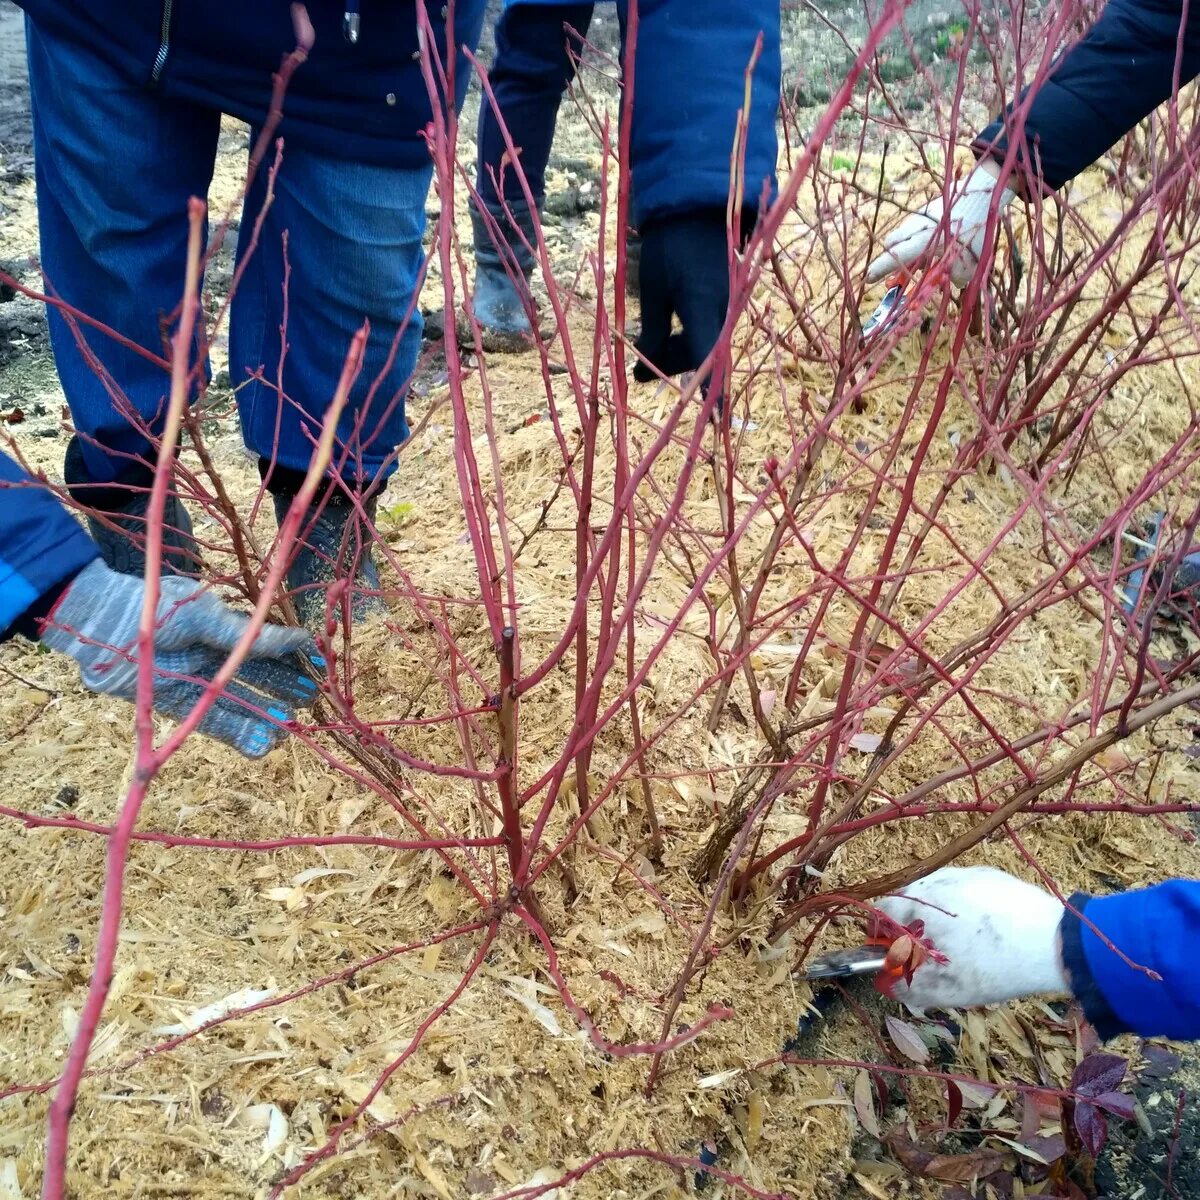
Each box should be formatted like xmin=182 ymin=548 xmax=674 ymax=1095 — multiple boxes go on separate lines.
xmin=64 ymin=436 xmax=202 ymax=577
xmin=273 ymin=490 xmax=386 ymax=631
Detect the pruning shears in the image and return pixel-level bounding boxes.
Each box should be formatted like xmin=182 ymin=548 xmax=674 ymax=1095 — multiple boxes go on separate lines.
xmin=859 ymin=265 xmax=950 ymax=347
xmin=1121 ymin=511 xmax=1200 ymax=617
xmin=1122 ymin=512 xmax=1166 ymax=617
xmin=800 ymin=931 xmax=931 ymax=995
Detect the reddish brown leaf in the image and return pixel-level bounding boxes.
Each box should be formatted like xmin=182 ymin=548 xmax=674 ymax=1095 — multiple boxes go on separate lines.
xmin=465 ymin=1170 xmax=495 ymax=1195
xmin=881 ymin=932 xmax=932 ymax=984
xmin=863 ymin=640 xmax=897 ymax=666
xmin=947 ymin=1080 xmax=963 ymax=1128
xmin=1071 ymin=1008 xmax=1101 ymax=1055
xmin=1072 ymin=1053 xmax=1127 ymax=1098
xmin=923 ymin=1149 xmax=1007 ymax=1183
xmin=883 ymin=933 xmax=913 ymax=970
xmin=1025 ymin=1133 xmax=1066 ymax=1164
xmin=1092 ymin=1090 xmax=1136 ymax=1120
xmin=885 ymin=1133 xmax=933 ymax=1175
xmin=1027 ymin=1087 xmax=1062 ymax=1120
xmin=1074 ymin=1101 xmax=1108 ymax=1157
xmin=1140 ymin=1044 xmax=1182 ymax=1079
xmin=1020 ymin=1091 xmax=1041 ymax=1143
xmin=1061 ymin=1097 xmax=1082 ymax=1160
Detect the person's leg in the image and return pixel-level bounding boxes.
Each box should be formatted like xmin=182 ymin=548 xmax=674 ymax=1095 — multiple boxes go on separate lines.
xmin=230 ymin=144 xmax=431 ymax=628
xmin=473 ymin=2 xmax=595 ymax=343
xmin=25 ymin=16 xmax=220 ymax=573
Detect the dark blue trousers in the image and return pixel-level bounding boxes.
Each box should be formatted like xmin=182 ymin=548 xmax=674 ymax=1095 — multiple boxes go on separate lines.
xmin=475 ymin=3 xmax=627 ymax=272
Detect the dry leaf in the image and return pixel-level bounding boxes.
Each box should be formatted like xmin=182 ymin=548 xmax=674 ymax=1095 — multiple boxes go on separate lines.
xmin=291 ymin=867 xmax=352 ymax=886
xmin=338 ymin=1077 xmax=401 ymax=1124
xmin=154 ymin=987 xmax=276 ymax=1035
xmin=990 ymin=1135 xmax=1050 ymax=1164
xmin=1096 ymin=747 xmax=1132 ymax=773
xmin=849 ymin=732 xmax=883 ymax=753
xmin=885 ymin=1016 xmax=929 ymax=1064
xmin=854 ymin=1070 xmax=881 ymax=1138
xmin=264 ymin=1105 xmax=287 ymax=1155
xmin=415 ymin=1153 xmax=454 ymax=1200
xmin=746 ymin=1089 xmax=765 ymax=1150
xmin=263 ymin=886 xmax=306 ymax=910
xmin=957 ymin=1079 xmax=999 ymax=1109
xmin=518 ymin=1168 xmax=561 ymax=1198
xmin=698 ymin=1068 xmax=743 ymax=1090
xmin=923 ymin=1149 xmax=1006 ymax=1182
xmin=504 ymin=982 xmax=562 ymax=1036
xmin=0 ymin=1159 xmax=21 ymax=1200
xmin=243 ymin=1103 xmax=288 ymax=1155
xmin=337 ymin=794 xmax=372 ymax=828
xmin=851 ymin=1172 xmax=892 ymax=1199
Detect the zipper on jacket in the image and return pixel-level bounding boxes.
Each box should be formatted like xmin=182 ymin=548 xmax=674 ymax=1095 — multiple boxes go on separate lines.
xmin=150 ymin=0 xmax=174 ymax=85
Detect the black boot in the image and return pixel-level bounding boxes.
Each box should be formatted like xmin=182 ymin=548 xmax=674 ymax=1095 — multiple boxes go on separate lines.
xmin=64 ymin=436 xmax=202 ymax=577
xmin=273 ymin=489 xmax=386 ymax=631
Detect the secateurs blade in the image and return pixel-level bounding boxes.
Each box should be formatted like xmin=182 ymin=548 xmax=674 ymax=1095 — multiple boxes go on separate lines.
xmin=859 ymin=274 xmax=911 ymax=345
xmin=859 ymin=266 xmax=949 ymax=347
xmin=800 ymin=944 xmax=890 ymax=980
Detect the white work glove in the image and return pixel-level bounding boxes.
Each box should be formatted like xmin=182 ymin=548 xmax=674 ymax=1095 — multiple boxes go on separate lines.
xmin=876 ymin=866 xmax=1070 ymax=1013
xmin=866 ymin=167 xmax=1017 ymax=289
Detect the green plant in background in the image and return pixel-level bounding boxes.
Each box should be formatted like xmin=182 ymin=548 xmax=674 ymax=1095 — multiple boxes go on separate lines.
xmin=380 ymin=500 xmax=416 ymax=525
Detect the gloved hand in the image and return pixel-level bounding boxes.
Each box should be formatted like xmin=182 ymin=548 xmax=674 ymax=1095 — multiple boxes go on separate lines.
xmin=867 ymin=165 xmax=1017 ymax=290
xmin=633 ymin=211 xmax=734 ymax=389
xmin=39 ymin=560 xmax=320 ymax=758
xmin=875 ymin=866 xmax=1070 ymax=1012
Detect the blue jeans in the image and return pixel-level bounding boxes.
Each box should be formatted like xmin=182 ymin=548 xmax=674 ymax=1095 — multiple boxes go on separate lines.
xmin=26 ymin=15 xmax=430 ymax=495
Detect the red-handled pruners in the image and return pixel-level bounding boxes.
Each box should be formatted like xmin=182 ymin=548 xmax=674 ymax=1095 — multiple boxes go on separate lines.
xmin=800 ymin=930 xmax=935 ymax=996
xmin=859 ymin=266 xmax=948 ymax=347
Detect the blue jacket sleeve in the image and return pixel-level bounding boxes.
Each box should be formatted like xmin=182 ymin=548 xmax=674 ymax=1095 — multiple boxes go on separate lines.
xmin=1061 ymin=882 xmax=1200 ymax=1041
xmin=975 ymin=0 xmax=1200 ymax=192
xmin=0 ymin=450 xmax=98 ymax=639
xmin=627 ymin=0 xmax=780 ymax=228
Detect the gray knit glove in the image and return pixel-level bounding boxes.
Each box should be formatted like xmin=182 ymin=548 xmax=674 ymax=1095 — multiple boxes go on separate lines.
xmin=40 ymin=560 xmax=320 ymax=758
xmin=867 ymin=166 xmax=1017 ymax=289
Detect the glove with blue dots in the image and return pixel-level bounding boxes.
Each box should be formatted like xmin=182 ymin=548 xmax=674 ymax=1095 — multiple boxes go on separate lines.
xmin=40 ymin=559 xmax=320 ymax=758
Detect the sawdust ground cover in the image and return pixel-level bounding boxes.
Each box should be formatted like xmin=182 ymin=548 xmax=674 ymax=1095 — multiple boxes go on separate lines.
xmin=3 ymin=5 xmax=1200 ymax=1197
